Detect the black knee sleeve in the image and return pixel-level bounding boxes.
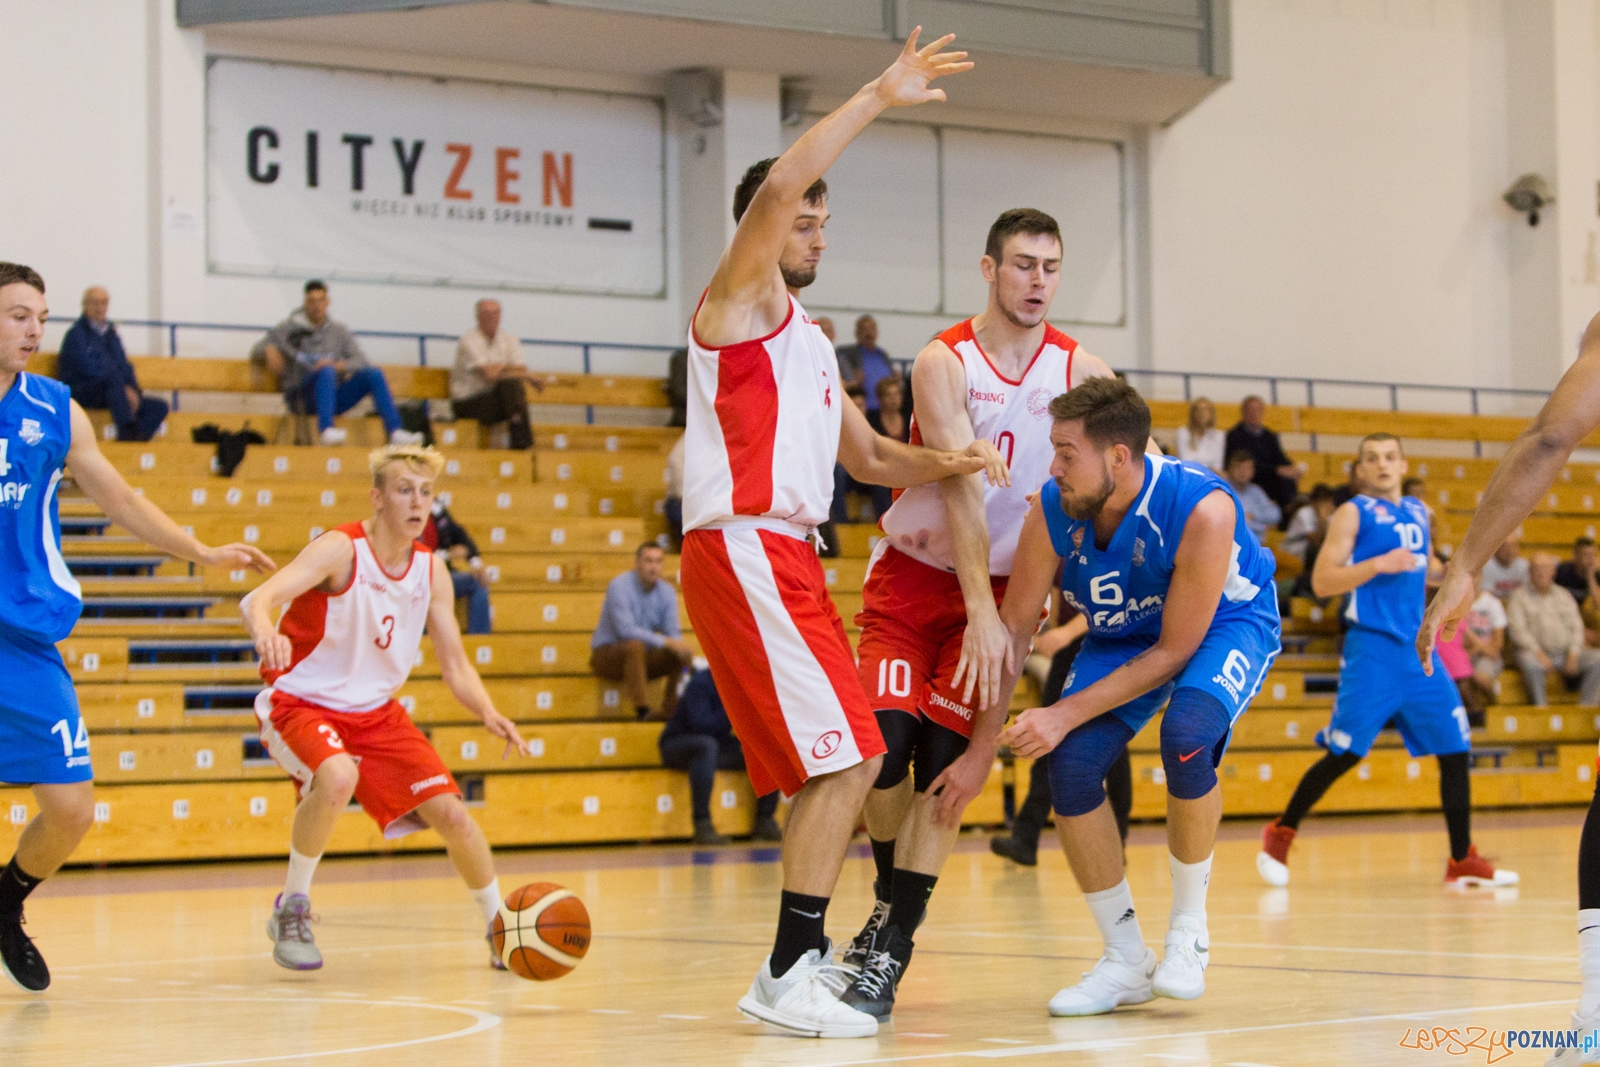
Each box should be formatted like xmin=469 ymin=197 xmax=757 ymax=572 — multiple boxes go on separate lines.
xmin=873 ymin=709 xmax=917 ymax=791
xmin=912 ymin=717 xmax=970 ymax=795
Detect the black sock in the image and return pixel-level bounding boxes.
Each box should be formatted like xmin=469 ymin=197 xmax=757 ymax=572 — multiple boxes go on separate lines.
xmin=869 ymin=838 xmax=896 ymax=901
xmin=771 ymin=891 xmax=829 ymax=978
xmin=0 ymin=857 xmax=43 ymax=916
xmin=886 ymin=869 xmax=937 ymax=936
xmin=1280 ymin=751 xmax=1362 ymax=830
xmin=1580 ymin=787 xmax=1600 ymax=910
xmin=1438 ymin=752 xmax=1472 ymax=862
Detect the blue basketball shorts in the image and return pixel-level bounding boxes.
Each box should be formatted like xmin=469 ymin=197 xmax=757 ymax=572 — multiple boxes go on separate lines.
xmin=1317 ymin=628 xmax=1470 ymax=758
xmin=0 ymin=634 xmax=93 ymax=785
xmin=1060 ymin=608 xmax=1283 ymax=736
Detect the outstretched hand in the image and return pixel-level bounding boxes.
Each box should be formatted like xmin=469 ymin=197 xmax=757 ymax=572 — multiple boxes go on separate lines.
xmin=870 ymin=28 xmax=973 ymax=109
xmin=1417 ymin=565 xmax=1478 ymax=675
xmin=484 ymin=710 xmax=531 ymax=759
xmin=201 ymin=542 xmax=277 ymax=574
xmin=957 ymin=438 xmax=1011 ymax=488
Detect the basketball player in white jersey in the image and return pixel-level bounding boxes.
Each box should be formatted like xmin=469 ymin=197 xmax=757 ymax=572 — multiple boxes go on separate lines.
xmin=837 ymin=208 xmax=1123 ymax=1017
xmin=680 ymin=31 xmax=1006 ymax=1039
xmin=240 ymin=444 xmax=529 ymax=972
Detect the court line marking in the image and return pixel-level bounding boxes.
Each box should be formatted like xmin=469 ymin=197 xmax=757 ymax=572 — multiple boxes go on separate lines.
xmin=812 ymin=997 xmax=1575 ymax=1065
xmin=42 ymin=996 xmax=499 ymax=1067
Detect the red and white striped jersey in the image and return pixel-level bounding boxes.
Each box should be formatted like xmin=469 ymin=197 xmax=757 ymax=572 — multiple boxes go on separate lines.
xmin=682 ymin=293 xmax=842 ymax=532
xmin=879 ymin=319 xmax=1080 ymax=577
xmin=263 ymin=522 xmax=434 ymax=712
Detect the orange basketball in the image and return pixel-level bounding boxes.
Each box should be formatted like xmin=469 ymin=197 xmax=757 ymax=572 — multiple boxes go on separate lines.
xmin=489 ymin=882 xmax=591 ymax=981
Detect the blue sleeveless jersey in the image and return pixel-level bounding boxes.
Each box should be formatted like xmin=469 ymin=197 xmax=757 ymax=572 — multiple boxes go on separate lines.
xmin=1040 ymin=454 xmax=1278 ymax=640
xmin=0 ymin=373 xmax=82 ymax=644
xmin=1341 ymin=494 xmax=1430 ymax=641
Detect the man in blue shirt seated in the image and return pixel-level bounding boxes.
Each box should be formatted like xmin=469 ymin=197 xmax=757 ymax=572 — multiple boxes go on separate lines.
xmin=590 ymin=543 xmax=696 ymax=720
xmin=660 ymin=668 xmax=783 ymax=845
xmin=56 ymin=287 xmax=168 ymax=442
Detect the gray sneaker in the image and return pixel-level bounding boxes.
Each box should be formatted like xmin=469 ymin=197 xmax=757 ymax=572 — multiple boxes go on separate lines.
xmin=267 ymin=893 xmax=322 ymax=971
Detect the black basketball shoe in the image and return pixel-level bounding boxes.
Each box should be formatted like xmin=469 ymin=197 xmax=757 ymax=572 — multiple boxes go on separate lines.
xmin=0 ymin=910 xmax=49 ymax=992
xmin=840 ymin=924 xmax=913 ymax=1019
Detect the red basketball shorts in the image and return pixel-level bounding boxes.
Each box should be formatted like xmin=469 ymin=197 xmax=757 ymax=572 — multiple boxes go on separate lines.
xmin=256 ymin=688 xmax=460 ymax=839
xmin=681 ymin=524 xmax=884 ymax=798
xmin=854 ymin=545 xmax=1008 ymax=739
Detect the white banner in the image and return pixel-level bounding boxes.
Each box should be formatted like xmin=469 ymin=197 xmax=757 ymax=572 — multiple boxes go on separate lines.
xmin=206 ymin=58 xmax=666 ymax=296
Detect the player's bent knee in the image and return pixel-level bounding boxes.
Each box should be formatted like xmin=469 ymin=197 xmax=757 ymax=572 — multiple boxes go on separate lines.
xmin=1159 ymin=687 xmax=1233 ymax=801
xmin=872 ymin=709 xmax=916 ymax=791
xmin=37 ymin=782 xmax=96 ymax=837
xmin=311 ymin=756 xmax=360 ymax=801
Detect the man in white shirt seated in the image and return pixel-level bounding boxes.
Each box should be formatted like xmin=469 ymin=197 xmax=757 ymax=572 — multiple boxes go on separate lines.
xmin=1479 ymin=535 xmax=1530 ymax=601
xmin=450 ymin=299 xmax=542 ymax=450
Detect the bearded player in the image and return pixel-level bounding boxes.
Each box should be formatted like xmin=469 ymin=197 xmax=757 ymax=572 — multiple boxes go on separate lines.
xmin=240 ymin=444 xmax=529 ymax=972
xmin=680 ymin=32 xmax=1011 ymax=1039
xmin=837 ymin=208 xmax=1124 ymax=1017
xmin=1416 ymin=312 xmax=1600 ymax=1066
xmin=997 ymin=377 xmax=1281 ymax=1016
xmin=0 ymin=262 xmax=273 ymax=992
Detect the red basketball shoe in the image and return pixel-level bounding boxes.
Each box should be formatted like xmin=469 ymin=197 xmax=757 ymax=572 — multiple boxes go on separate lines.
xmin=1256 ymin=820 xmax=1295 ymax=887
xmin=1445 ymin=845 xmax=1519 ymax=888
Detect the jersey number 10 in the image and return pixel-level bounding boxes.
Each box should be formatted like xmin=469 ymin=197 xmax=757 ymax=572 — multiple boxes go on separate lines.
xmin=1396 ymin=523 xmax=1424 ymax=552
xmin=992 ymin=432 xmax=1014 ymax=468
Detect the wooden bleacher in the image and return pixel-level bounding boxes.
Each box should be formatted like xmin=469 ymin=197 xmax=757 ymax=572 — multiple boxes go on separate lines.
xmin=8 ymin=350 xmax=1595 ymax=867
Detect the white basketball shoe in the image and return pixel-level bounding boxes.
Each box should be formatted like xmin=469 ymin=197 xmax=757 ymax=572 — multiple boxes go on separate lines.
xmin=737 ymin=940 xmax=878 ymax=1038
xmin=1152 ymin=917 xmax=1209 ymax=1000
xmin=1047 ymin=947 xmax=1156 ymax=1016
xmin=1546 ymin=1008 xmax=1600 ymax=1065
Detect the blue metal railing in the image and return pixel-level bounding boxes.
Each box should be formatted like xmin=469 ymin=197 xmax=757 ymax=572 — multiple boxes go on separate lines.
xmin=59 ymin=316 xmax=1553 ymax=426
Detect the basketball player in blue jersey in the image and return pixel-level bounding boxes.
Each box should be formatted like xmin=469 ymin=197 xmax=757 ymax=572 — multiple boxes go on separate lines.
xmin=0 ymin=263 xmax=273 ymax=991
xmin=996 ymin=376 xmax=1281 ymax=1016
xmin=1258 ymin=433 xmax=1516 ymax=889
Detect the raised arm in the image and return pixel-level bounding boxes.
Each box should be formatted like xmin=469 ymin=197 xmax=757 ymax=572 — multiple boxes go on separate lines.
xmin=1000 ymin=490 xmax=1236 ymax=758
xmin=1419 ymin=314 xmax=1600 ymax=667
xmin=425 ymin=555 xmax=528 ymax=758
xmin=65 ymin=400 xmax=274 ymax=574
xmin=694 ymin=31 xmax=971 ymax=346
xmin=912 ymin=342 xmax=1011 ymax=711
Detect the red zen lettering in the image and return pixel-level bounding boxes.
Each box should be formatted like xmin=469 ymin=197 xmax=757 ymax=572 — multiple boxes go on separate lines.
xmin=444 ymin=143 xmax=473 ymax=200
xmin=495 ymin=148 xmax=521 ymax=204
xmin=542 ymin=151 xmax=573 ymax=207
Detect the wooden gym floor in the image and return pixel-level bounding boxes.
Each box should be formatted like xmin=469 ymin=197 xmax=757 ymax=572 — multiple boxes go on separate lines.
xmin=5 ymin=809 xmax=1586 ymax=1066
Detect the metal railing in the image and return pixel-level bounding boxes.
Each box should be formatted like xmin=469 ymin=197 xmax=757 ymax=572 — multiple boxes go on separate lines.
xmin=57 ymin=316 xmax=1554 ymax=428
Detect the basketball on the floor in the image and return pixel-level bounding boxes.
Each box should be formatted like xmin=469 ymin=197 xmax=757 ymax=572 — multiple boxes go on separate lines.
xmin=490 ymin=882 xmax=592 ymax=980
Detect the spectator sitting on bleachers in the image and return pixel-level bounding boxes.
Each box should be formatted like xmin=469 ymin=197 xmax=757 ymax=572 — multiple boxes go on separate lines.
xmin=1556 ymin=536 xmax=1598 ymax=603
xmin=869 ymin=376 xmax=909 ymax=442
xmin=451 ymin=299 xmax=540 ymax=450
xmin=1225 ymin=394 xmax=1301 ymax=507
xmin=1507 ymin=553 xmax=1600 ymax=707
xmin=421 ymin=500 xmax=491 ymax=635
xmin=1225 ymin=450 xmax=1281 ymax=539
xmin=659 ymin=667 xmax=782 ymax=846
xmin=260 ymin=280 xmax=420 ymax=447
xmin=1176 ymin=396 xmax=1225 ymax=473
xmin=834 ymin=314 xmax=897 ymax=413
xmin=590 ymin=543 xmax=695 ymax=721
xmin=1480 ymin=535 xmax=1530 ymax=600
xmin=57 ymin=286 xmax=168 ymax=442
xmin=1282 ymin=483 xmax=1335 ymax=561
xmin=1456 ymin=588 xmax=1507 ymax=717
xmin=832 ymin=386 xmax=892 ymax=522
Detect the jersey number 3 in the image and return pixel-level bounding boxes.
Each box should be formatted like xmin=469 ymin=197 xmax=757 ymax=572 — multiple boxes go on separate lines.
xmin=374 ymin=615 xmax=396 ymax=650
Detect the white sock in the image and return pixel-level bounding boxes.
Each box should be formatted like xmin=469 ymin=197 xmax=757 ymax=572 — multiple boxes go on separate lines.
xmin=284 ymin=848 xmax=320 ymax=900
xmin=1580 ymin=910 xmax=1600 ymax=1016
xmin=1085 ymin=879 xmax=1146 ymax=962
xmin=470 ymin=878 xmax=503 ymax=926
xmin=1169 ymin=852 xmax=1213 ymax=933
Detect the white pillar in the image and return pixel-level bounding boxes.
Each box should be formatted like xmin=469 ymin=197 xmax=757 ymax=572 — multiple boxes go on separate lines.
xmin=1504 ymin=0 xmax=1600 ymax=389
xmin=675 ymin=70 xmax=781 ymax=329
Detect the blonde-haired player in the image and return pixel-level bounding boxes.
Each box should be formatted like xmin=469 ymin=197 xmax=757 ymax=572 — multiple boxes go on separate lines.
xmin=241 ymin=444 xmax=529 ymax=971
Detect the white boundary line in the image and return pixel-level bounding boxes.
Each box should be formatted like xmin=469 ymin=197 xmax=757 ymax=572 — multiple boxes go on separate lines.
xmin=38 ymin=996 xmax=499 ymax=1067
